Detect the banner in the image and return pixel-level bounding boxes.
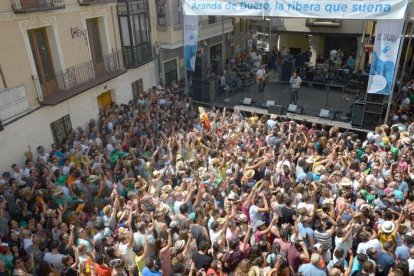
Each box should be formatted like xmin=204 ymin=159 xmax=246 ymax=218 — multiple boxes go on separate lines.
xmin=183 ymin=0 xmax=408 ymax=20
xmin=184 ymin=15 xmax=200 ymax=72
xmin=367 ymin=20 xmax=404 ymax=95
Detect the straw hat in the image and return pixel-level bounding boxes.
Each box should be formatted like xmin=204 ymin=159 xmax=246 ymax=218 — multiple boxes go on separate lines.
xmin=217 ymin=217 xmax=226 ymax=225
xmin=81 ymin=155 xmax=91 ymax=165
xmin=381 ymin=221 xmax=395 ymax=234
xmin=160 ymin=193 xmax=169 ymax=201
xmin=228 ymin=192 xmax=238 ymax=201
xmin=339 ymin=178 xmax=353 ymax=187
xmin=159 ymin=205 xmax=169 ymax=215
xmin=236 ymin=212 xmax=248 ymax=223
xmin=118 ymin=227 xmax=128 ymax=235
xmin=45 ymin=209 xmax=56 ymax=218
xmin=176 ymin=160 xmax=185 ymax=170
xmin=161 ymin=185 xmax=172 ymax=194
xmin=176 ymin=154 xmax=183 ymax=161
xmin=175 ymin=240 xmax=185 ymax=251
xmin=199 ymin=171 xmax=208 ymax=179
xmin=314 ymin=165 xmax=325 ymax=175
xmin=89 ymin=174 xmax=99 ymax=183
xmin=270 ymin=114 xmax=277 ymax=120
xmin=402 ymin=137 xmax=411 ymax=146
xmin=244 ymin=169 xmax=255 ymax=179
xmin=116 ymin=210 xmax=128 ymax=221
xmin=211 ymin=158 xmax=220 ymax=166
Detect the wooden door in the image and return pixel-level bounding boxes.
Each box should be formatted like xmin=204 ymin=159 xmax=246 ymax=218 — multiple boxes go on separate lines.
xmin=97 ymin=91 xmax=112 ymax=109
xmin=86 ymin=18 xmax=105 ymax=75
xmin=28 ymin=28 xmax=58 ymax=96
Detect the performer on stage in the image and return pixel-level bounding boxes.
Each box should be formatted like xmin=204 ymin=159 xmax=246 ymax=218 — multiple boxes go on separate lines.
xmin=289 ymin=71 xmax=302 ymax=105
xmin=304 ymin=47 xmax=312 ymax=63
xmin=256 ymin=64 xmax=266 ymax=93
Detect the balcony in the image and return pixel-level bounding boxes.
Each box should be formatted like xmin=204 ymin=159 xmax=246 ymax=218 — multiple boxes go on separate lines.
xmin=35 ymin=51 xmax=126 ymax=106
xmin=78 ymin=0 xmax=115 ymax=5
xmin=12 ymin=0 xmax=65 ymax=13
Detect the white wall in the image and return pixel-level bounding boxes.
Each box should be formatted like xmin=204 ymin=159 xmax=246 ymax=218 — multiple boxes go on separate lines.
xmin=0 ymin=62 xmax=157 ymax=173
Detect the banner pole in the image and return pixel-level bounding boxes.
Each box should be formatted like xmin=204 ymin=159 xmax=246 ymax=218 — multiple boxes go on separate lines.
xmin=399 ymin=23 xmax=414 ymax=92
xmin=384 ymin=19 xmax=408 ymax=124
xmin=181 ymin=0 xmax=189 ymax=96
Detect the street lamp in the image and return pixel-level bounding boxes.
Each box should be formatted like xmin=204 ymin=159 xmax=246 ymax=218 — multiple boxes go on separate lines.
xmin=153 ymin=41 xmax=162 ymax=85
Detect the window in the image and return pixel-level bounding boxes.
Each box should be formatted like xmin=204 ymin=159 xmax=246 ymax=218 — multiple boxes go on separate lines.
xmin=164 ymin=60 xmax=177 ymax=86
xmin=131 ymin=78 xmax=143 ymax=100
xmin=117 ymin=0 xmax=153 ymax=68
xmin=50 ymin=115 xmax=72 ymax=146
xmin=172 ymin=0 xmax=181 ymax=25
xmin=208 ymin=16 xmax=217 ymax=24
xmin=156 ymin=0 xmax=167 ymax=27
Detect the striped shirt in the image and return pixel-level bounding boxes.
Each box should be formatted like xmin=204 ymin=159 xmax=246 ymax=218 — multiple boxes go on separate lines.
xmin=314 ymin=230 xmax=333 ymax=249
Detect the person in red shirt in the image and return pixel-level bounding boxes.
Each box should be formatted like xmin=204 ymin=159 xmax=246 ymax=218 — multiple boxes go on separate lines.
xmin=94 ymin=253 xmax=111 ymax=276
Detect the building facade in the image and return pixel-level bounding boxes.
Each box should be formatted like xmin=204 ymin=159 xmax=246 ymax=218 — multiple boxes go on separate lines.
xmin=154 ymin=0 xmax=233 ymax=85
xmin=0 ymin=0 xmax=157 ymax=172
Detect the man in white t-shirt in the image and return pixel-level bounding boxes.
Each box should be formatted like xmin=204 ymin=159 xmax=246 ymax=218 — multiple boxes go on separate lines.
xmin=289 ymin=71 xmax=302 ymax=104
xmin=356 ymin=231 xmax=382 ymax=255
xmin=329 ymin=49 xmax=338 ymax=63
xmin=256 ymin=65 xmax=266 ymax=93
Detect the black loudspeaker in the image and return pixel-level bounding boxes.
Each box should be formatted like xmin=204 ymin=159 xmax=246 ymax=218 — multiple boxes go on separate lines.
xmin=366 ymin=94 xmax=385 ymax=104
xmin=241 ymin=98 xmax=252 ymax=105
xmin=351 ymin=101 xmax=385 ymax=129
xmin=287 ymin=104 xmax=303 ymax=114
xmin=192 ymin=56 xmax=205 ymax=101
xmin=268 ymin=105 xmax=284 ymax=115
xmin=351 ymin=102 xmax=365 ymax=127
xmin=319 ymin=109 xmax=336 ymax=120
xmin=362 ymin=112 xmax=383 ymax=130
xmin=193 ymin=56 xmax=204 ymax=79
xmin=365 ymin=102 xmax=384 ymax=113
xmin=192 ymin=79 xmax=203 ymax=101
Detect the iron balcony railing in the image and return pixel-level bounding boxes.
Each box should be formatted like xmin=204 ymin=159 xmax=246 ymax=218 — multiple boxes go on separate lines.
xmin=78 ymin=0 xmax=116 ymax=5
xmin=34 ymin=51 xmax=126 ymax=105
xmin=12 ymin=0 xmax=65 ymax=13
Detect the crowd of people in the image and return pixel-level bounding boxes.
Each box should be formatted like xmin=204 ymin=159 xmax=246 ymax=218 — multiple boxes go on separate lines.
xmin=2 ymin=83 xmax=414 ymax=276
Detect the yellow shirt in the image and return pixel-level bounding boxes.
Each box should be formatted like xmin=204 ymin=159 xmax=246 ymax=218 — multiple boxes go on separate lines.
xmin=378 ymin=229 xmax=397 ymax=245
xmin=135 ymin=254 xmax=145 ymax=276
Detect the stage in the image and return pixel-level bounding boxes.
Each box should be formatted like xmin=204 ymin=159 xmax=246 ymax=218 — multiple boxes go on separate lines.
xmin=192 ymin=71 xmax=375 ymax=133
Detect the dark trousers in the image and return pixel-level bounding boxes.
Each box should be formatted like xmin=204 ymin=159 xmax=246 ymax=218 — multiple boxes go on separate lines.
xmin=290 ymin=88 xmax=298 ymax=104
xmin=258 ymin=80 xmax=265 ymax=93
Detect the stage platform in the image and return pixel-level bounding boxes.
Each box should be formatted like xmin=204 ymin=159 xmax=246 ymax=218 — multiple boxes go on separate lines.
xmin=233 ymin=105 xmax=369 ymax=133
xmin=192 ymin=73 xmax=372 ymax=133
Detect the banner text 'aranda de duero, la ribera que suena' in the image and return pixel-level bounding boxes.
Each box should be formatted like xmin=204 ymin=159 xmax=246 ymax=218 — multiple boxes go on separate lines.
xmin=183 ymin=0 xmax=408 ymax=20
